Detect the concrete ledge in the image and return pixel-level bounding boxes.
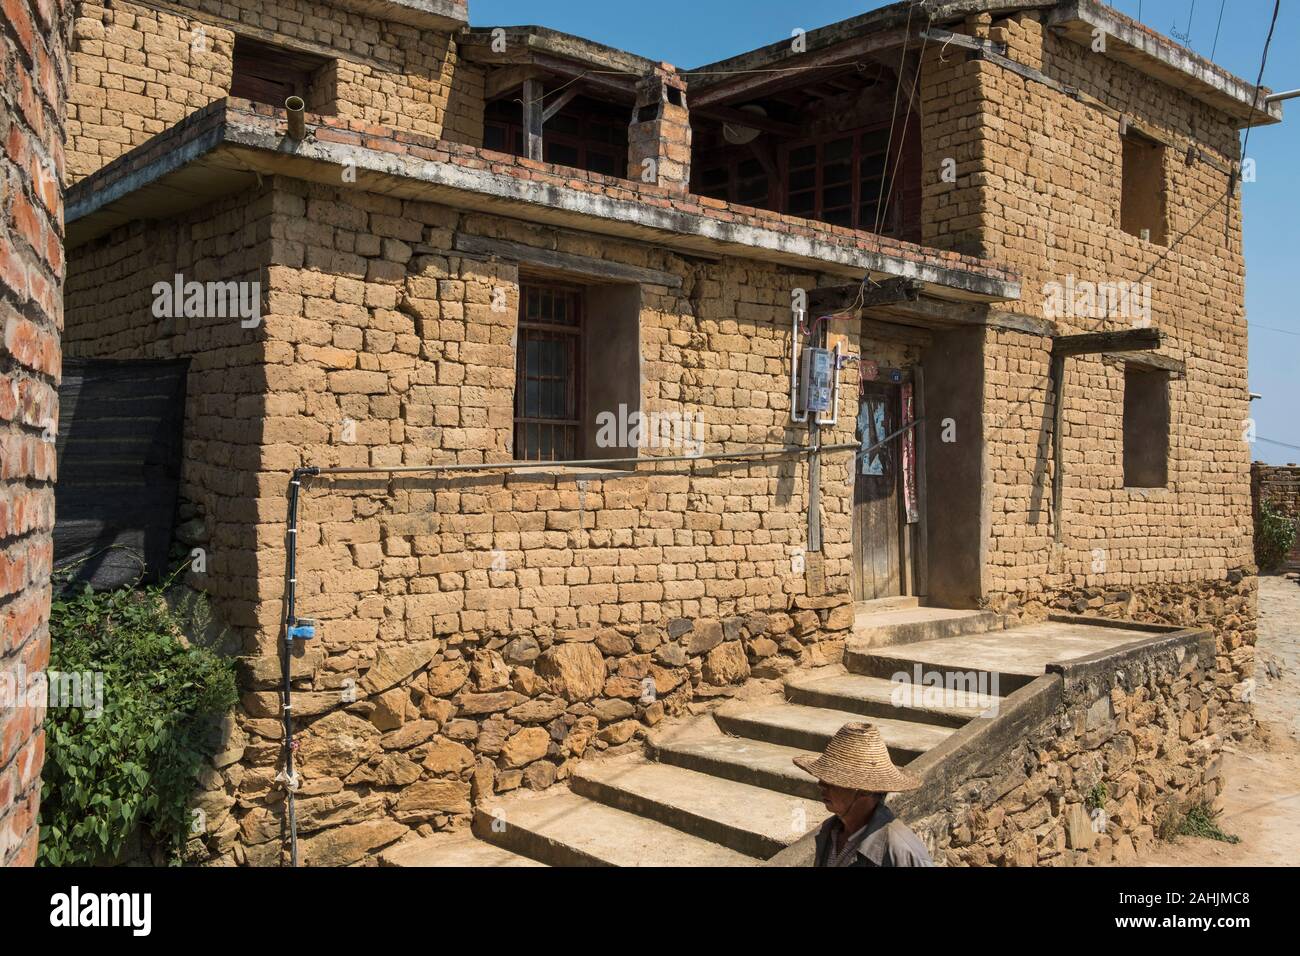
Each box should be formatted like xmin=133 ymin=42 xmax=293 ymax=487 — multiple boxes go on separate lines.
xmin=66 ymin=101 xmax=1021 ymax=303
xmin=1048 ymin=0 xmax=1282 ymax=127
xmin=331 ymin=0 xmax=468 ymax=31
xmin=1046 ymin=622 xmax=1216 ymax=696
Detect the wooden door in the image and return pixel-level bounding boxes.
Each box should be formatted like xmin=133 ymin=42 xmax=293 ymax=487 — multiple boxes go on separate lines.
xmin=853 ymin=381 xmax=904 ymax=601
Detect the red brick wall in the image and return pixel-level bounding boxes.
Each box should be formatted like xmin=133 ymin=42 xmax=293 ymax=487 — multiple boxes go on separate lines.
xmin=1 ymin=0 xmax=68 ymax=867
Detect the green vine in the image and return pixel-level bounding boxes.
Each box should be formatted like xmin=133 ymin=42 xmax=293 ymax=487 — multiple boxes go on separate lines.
xmin=37 ymin=569 xmax=237 ymax=866
xmin=1254 ymin=500 xmax=1297 ymax=573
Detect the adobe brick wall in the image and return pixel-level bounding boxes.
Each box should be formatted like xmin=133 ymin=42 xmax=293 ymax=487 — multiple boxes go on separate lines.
xmin=1252 ymin=462 xmax=1300 ymax=568
xmin=65 ymin=174 xmax=863 ymax=864
xmin=1 ymin=0 xmax=69 ymax=867
xmin=924 ymin=11 xmax=1252 ymax=595
xmin=917 ymin=10 xmax=1256 ymax=723
xmin=67 ymin=0 xmax=466 ymax=182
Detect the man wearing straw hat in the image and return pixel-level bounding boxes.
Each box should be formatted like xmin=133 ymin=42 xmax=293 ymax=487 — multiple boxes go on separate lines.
xmin=794 ymin=722 xmax=934 ymax=867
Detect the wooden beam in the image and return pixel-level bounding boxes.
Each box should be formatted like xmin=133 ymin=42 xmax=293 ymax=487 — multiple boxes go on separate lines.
xmin=1053 ymin=328 xmax=1161 ymax=357
xmin=531 ymin=53 xmax=638 ymax=98
xmin=486 ymin=65 xmax=543 ymax=101
xmin=452 ymin=234 xmax=684 ymax=288
xmin=522 ymin=77 xmax=544 ymax=161
xmin=808 ymin=278 xmax=922 ymax=314
xmin=542 ymin=84 xmax=584 ymax=123
xmin=688 ymin=28 xmax=910 ymax=108
xmin=691 ymin=105 xmax=801 ymax=138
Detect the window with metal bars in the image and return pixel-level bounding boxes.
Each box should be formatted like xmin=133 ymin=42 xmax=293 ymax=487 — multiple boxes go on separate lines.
xmin=514 ymin=284 xmax=584 ymax=462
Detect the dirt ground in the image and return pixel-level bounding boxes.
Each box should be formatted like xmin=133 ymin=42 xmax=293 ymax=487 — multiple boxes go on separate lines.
xmin=1133 ymin=574 xmax=1300 ymax=867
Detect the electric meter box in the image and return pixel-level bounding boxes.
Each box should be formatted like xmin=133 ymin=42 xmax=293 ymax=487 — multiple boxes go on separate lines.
xmin=798 ymin=346 xmax=835 ymax=414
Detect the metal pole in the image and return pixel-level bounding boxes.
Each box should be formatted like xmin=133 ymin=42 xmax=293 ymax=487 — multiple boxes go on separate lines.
xmin=280 ymin=465 xmax=317 ymax=867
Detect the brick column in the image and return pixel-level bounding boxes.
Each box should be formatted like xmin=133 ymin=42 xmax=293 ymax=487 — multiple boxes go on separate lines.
xmin=627 ymin=64 xmax=691 ymax=191
xmin=1 ymin=0 xmax=69 ymax=867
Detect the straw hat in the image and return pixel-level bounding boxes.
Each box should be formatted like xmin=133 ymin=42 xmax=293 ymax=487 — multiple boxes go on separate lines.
xmin=793 ymin=722 xmax=921 ymax=793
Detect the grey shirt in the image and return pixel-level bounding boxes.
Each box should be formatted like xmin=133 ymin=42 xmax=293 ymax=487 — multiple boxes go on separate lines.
xmin=813 ymin=803 xmax=934 ymax=867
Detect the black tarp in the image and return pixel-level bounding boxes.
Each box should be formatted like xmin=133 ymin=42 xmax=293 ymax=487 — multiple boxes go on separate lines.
xmin=54 ymin=358 xmax=189 ymax=590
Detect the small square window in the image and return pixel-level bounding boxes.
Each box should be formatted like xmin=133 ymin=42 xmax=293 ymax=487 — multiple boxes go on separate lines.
xmin=1121 ymin=131 xmax=1167 ymax=244
xmin=230 ymin=36 xmax=334 ymax=112
xmin=1123 ymin=365 xmax=1169 ymax=488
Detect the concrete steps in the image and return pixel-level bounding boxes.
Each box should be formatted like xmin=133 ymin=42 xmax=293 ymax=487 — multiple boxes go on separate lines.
xmin=472 ymin=790 xmax=754 ymax=867
xmin=379 ymin=830 xmax=546 ymax=867
xmin=715 ymin=702 xmax=954 ymax=761
xmin=570 ymin=758 xmax=823 ymax=858
xmin=649 ymin=733 xmax=823 ymax=800
xmin=407 ymin=607 xmax=1140 ymax=866
xmin=785 ymin=671 xmax=1001 ymax=727
xmin=852 ymin=604 xmax=1005 ymax=648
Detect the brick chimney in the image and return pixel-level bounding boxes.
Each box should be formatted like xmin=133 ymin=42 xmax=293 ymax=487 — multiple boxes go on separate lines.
xmin=627 ymin=64 xmax=691 ymax=192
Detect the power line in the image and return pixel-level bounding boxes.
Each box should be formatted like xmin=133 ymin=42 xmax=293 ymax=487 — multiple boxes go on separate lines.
xmin=1211 ymin=0 xmax=1227 ymax=58
xmin=1258 ymin=437 xmax=1300 ymax=453
xmin=1251 ymin=323 xmax=1300 ymax=337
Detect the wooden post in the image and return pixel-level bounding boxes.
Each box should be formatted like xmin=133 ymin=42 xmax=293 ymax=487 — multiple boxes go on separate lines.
xmin=913 ymin=365 xmax=929 ymax=599
xmin=1050 ymin=352 xmax=1066 ymax=543
xmin=522 ymin=77 xmax=544 ymax=162
xmin=808 ymin=417 xmax=822 ymax=552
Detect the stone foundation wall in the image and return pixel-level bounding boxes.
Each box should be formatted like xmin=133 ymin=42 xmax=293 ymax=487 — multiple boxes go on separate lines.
xmin=910 ymin=627 xmax=1223 ymax=866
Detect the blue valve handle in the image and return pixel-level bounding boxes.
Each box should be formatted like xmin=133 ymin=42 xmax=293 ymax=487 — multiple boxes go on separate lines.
xmin=287 ymin=619 xmax=316 ymax=641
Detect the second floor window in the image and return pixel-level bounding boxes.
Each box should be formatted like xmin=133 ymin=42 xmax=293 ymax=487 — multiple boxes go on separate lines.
xmin=782 ymin=128 xmax=898 ymax=234
xmin=229 ymin=36 xmax=334 ymax=113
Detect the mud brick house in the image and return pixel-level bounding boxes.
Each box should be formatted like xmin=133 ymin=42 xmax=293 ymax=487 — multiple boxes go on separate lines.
xmin=54 ymin=0 xmax=1278 ymax=866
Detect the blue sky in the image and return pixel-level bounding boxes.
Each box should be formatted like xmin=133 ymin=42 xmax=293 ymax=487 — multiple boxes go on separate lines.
xmin=473 ymin=0 xmax=1298 ymax=464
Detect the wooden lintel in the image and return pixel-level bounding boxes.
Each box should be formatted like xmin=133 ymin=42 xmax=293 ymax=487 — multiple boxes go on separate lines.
xmin=809 ymin=277 xmax=921 ymax=314
xmin=1053 ymin=328 xmax=1161 ymax=357
xmin=1102 ymin=350 xmax=1186 ymax=376
xmin=452 ymin=234 xmax=683 ymax=288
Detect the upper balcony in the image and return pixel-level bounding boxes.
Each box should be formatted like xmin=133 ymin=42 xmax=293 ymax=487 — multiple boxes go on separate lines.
xmin=459 ymin=17 xmax=924 ymax=245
